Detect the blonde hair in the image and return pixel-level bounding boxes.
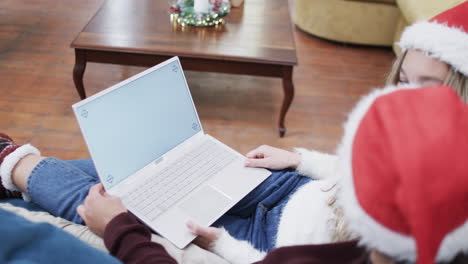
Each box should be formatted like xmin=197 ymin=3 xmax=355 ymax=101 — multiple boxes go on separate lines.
xmin=385 ymin=50 xmax=468 ymax=103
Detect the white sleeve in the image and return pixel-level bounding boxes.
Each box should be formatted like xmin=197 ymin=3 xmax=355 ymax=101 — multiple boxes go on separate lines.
xmin=210 ymin=228 xmax=267 ymax=264
xmin=294 ymin=148 xmax=338 ymax=180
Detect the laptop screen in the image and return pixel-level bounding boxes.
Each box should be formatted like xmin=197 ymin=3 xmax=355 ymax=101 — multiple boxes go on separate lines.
xmin=74 ymin=58 xmax=202 ymax=189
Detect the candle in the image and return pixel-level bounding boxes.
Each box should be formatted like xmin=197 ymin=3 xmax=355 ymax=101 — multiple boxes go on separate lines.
xmin=194 ymin=0 xmax=210 ymax=13
xmin=230 ymin=0 xmax=244 ymax=7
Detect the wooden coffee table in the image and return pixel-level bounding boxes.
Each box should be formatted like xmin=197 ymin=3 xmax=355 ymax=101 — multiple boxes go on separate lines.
xmin=71 ymin=0 xmax=297 ymax=137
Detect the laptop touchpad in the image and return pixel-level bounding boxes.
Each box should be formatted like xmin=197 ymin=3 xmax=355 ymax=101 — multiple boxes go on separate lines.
xmin=178 ymin=185 xmax=232 ymax=225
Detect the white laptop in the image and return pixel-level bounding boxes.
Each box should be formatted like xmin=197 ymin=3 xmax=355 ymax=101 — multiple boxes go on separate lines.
xmin=72 ymin=57 xmax=271 ymax=249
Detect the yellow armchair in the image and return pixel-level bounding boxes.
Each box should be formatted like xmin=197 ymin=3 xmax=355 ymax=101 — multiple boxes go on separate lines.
xmin=294 ymin=0 xmax=400 ymax=46
xmin=294 ymin=0 xmax=465 ymax=51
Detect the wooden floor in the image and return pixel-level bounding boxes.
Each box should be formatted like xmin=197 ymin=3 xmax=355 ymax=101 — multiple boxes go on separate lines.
xmin=0 ymin=0 xmax=394 ymax=160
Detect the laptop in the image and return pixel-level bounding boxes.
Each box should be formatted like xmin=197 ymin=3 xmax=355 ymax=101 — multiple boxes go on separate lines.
xmin=72 ymin=57 xmax=271 ymax=248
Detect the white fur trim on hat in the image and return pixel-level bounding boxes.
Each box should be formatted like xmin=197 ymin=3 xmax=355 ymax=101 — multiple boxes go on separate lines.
xmin=398 ymin=21 xmax=468 ymax=76
xmin=210 ymin=228 xmax=266 ymax=264
xmin=337 ymin=84 xmax=421 ymax=262
xmin=336 ymin=84 xmax=468 ymax=262
xmin=437 ymin=220 xmax=468 ymax=262
xmin=0 ymin=144 xmax=40 ymax=201
xmin=294 ymin=148 xmax=338 ymax=180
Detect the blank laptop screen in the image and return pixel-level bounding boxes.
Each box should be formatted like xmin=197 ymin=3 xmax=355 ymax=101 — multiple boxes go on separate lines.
xmin=74 ymin=59 xmax=202 ymax=189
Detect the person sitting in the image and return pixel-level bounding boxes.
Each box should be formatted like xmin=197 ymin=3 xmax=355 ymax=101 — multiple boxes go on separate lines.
xmin=78 ymin=84 xmax=468 ymax=264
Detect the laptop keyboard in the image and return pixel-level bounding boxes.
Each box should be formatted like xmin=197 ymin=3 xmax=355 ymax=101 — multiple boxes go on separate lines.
xmin=122 ymin=139 xmax=239 ymax=221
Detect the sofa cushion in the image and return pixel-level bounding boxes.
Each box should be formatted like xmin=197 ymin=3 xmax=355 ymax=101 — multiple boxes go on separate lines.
xmin=295 ymin=0 xmax=400 ymax=46
xmin=396 ymin=0 xmax=465 ymax=23
xmin=345 ymin=0 xmax=396 ymax=5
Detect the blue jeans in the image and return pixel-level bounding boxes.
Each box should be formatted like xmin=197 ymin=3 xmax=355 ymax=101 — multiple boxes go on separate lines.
xmin=214 ymin=169 xmax=310 ymax=251
xmin=27 ymin=158 xmax=100 ymax=224
xmin=0 ymin=207 xmax=121 ymax=264
xmin=27 ymin=158 xmax=311 ymax=252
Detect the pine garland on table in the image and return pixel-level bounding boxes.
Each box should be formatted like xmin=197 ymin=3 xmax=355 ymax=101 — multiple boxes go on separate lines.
xmin=170 ymin=0 xmax=231 ymax=27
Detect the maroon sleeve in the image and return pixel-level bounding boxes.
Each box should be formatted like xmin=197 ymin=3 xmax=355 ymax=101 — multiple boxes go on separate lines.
xmin=104 ymin=212 xmax=177 ymax=264
xmin=104 ymin=213 xmax=368 ymax=264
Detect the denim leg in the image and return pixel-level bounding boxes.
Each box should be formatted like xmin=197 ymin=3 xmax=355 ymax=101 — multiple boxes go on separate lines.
xmin=27 ymin=158 xmax=100 ymax=224
xmin=214 ymin=170 xmax=311 ymax=251
xmin=65 ymin=159 xmax=99 ymax=180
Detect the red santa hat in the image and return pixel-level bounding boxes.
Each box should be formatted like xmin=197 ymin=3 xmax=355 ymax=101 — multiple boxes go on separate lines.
xmin=398 ymin=1 xmax=468 ymax=76
xmin=337 ymin=85 xmax=468 ymax=264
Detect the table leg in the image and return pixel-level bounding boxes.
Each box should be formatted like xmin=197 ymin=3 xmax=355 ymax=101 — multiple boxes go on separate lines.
xmin=279 ymin=66 xmax=294 ymax=137
xmin=73 ymin=49 xmax=87 ymax=99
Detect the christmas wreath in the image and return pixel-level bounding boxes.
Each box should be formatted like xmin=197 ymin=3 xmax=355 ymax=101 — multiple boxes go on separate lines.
xmin=170 ymin=0 xmax=231 ymax=27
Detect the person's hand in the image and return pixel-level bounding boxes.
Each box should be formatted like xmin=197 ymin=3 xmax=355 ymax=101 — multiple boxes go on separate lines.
xmin=186 ymin=220 xmax=222 ymax=249
xmin=244 ymin=145 xmax=301 ymax=170
xmin=77 ymin=183 xmax=127 ymax=237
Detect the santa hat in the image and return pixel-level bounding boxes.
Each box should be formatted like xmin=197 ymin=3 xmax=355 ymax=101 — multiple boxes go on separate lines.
xmin=337 ymin=85 xmax=468 ymax=264
xmin=398 ymin=2 xmax=468 ymax=76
